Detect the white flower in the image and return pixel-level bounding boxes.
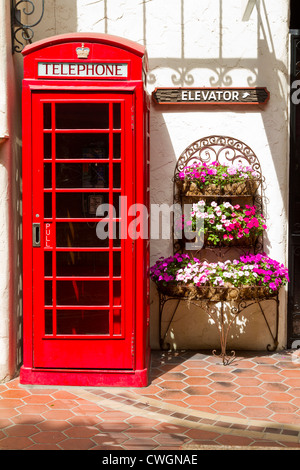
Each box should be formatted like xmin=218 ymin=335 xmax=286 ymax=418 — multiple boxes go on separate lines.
xmin=223 ymin=272 xmax=232 ymax=278
xmin=213 ymin=276 xmax=224 ymax=286
xmin=196 ymin=200 xmax=205 ymax=207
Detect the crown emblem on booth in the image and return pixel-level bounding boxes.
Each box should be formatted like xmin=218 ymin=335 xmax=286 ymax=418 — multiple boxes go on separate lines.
xmin=76 ymin=43 xmax=90 ymax=59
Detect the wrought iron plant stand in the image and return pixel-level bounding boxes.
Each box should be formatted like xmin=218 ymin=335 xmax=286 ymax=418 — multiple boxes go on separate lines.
xmin=157 ymin=136 xmax=280 ymax=365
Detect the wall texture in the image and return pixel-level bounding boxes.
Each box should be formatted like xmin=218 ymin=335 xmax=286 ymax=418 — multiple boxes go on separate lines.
xmin=0 ymin=0 xmax=22 ymax=381
xmin=4 ymin=0 xmax=290 ymax=375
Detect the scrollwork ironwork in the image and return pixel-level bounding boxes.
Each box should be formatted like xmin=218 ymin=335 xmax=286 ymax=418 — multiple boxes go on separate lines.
xmin=174 ymin=135 xmax=262 ymax=180
xmin=156 ymin=135 xmax=279 ymax=365
xmin=158 ymin=290 xmax=279 ymax=365
xmin=172 ymin=135 xmax=264 ymax=258
xmin=11 ymin=0 xmax=45 ymax=53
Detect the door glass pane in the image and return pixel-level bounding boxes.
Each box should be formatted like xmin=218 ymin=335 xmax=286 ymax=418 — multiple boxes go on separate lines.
xmin=45 ymin=309 xmax=53 ymax=335
xmin=56 ymin=192 xmax=108 ymax=218
xmin=56 ymin=222 xmax=109 ymax=247
xmin=44 ymin=251 xmax=52 ymax=276
xmin=113 ymin=281 xmax=121 ymax=306
xmin=56 ymin=280 xmax=109 ymax=305
xmin=44 ymin=163 xmax=52 ymax=188
xmin=45 ymin=281 xmax=52 ymax=306
xmin=113 ymin=252 xmax=121 ymax=276
xmin=44 ymin=193 xmax=52 ymax=218
xmin=56 ymin=134 xmax=109 ymax=159
xmin=44 ymin=134 xmax=52 ymax=159
xmin=56 ymin=163 xmax=109 ymax=188
xmin=56 ymin=103 xmax=109 ymax=129
xmin=56 ymin=251 xmax=109 ymax=277
xmin=56 ymin=310 xmax=109 ymax=335
xmin=113 ymin=222 xmax=121 ymax=247
xmin=113 ymin=309 xmax=122 ymax=335
xmin=44 ymin=104 xmax=52 ymax=129
xmin=113 ymin=163 xmax=121 ymax=188
xmin=113 ymin=103 xmax=121 ymax=129
xmin=113 ymin=134 xmax=121 ymax=159
xmin=113 ymin=193 xmax=120 ymax=218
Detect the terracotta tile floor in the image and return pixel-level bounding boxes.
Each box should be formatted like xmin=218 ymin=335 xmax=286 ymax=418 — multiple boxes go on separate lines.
xmin=1 ymin=349 xmax=300 ymax=450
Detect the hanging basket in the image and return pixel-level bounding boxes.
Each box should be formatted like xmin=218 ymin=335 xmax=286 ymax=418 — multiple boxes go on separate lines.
xmin=205 ymin=232 xmax=257 ymax=247
xmin=182 ymin=232 xmax=257 ymax=248
xmin=176 ymin=179 xmax=260 ymax=197
xmin=156 ymin=282 xmax=275 ymax=301
xmin=176 ymin=180 xmax=222 ymax=196
xmin=223 ymin=179 xmax=260 ymax=196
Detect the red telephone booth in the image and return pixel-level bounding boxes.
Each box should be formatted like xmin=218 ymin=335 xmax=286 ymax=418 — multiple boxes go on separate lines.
xmin=20 ymin=33 xmax=150 ymax=387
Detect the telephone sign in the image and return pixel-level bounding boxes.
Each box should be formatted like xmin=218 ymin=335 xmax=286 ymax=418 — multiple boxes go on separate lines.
xmin=37 ymin=62 xmax=129 ymax=78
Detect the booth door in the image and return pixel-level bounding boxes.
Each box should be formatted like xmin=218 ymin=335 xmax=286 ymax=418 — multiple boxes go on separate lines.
xmin=31 ymin=92 xmax=135 ymax=370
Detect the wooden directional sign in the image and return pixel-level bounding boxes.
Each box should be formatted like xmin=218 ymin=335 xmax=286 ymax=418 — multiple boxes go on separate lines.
xmin=152 ymin=87 xmax=270 ymax=105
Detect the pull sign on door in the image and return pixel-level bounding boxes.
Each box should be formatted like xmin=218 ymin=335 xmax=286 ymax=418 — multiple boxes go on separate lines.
xmin=44 ymin=223 xmax=52 ymax=248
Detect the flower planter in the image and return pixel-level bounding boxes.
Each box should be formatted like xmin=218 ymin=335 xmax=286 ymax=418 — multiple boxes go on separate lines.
xmin=181 ymin=199 xmax=266 ymax=248
xmin=176 ymin=180 xmax=222 ymax=196
xmin=182 ymin=232 xmax=257 ymax=248
xmin=205 ymin=233 xmax=257 ymax=247
xmin=157 ymin=282 xmax=274 ymax=301
xmin=176 ymin=179 xmax=259 ymax=196
xmin=223 ymin=180 xmax=259 ymax=196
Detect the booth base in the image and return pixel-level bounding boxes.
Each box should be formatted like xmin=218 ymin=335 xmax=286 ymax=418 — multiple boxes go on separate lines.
xmin=19 ymin=365 xmax=149 ymax=388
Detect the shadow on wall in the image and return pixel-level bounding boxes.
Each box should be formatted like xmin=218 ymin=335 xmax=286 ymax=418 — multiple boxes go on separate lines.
xmin=148 ymin=0 xmax=288 ymax=218
xmin=14 ymin=0 xmax=288 ymax=351
xmin=21 ymin=0 xmax=79 ymax=43
xmin=146 ymin=0 xmax=288 ymax=348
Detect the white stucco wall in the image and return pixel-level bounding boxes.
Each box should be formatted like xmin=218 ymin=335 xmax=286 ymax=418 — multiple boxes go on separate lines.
xmin=5 ymin=0 xmax=290 ymax=373
xmin=0 ymin=0 xmax=22 ymax=381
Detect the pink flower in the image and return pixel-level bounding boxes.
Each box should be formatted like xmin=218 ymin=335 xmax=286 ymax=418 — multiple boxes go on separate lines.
xmin=269 ymin=282 xmax=277 ymax=291
xmin=227 ymin=166 xmax=237 ymax=175
xmin=248 ymin=218 xmax=259 ymax=228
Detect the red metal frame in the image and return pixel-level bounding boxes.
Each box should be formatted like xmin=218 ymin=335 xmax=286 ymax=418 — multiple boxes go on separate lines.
xmin=20 ymin=34 xmax=150 ymax=387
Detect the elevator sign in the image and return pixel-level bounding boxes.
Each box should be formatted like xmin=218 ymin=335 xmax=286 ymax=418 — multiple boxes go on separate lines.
xmin=152 ymin=87 xmax=270 ymax=105
xmin=37 ymin=62 xmax=129 ymax=79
